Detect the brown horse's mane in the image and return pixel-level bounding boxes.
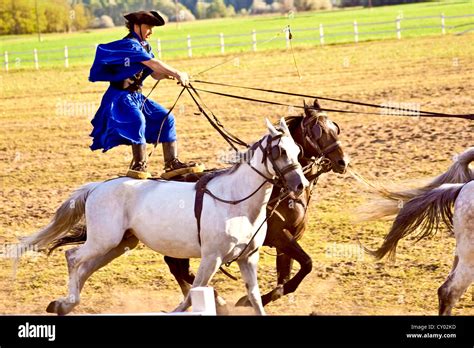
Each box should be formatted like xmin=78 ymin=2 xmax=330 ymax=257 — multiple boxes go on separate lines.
xmin=283 ymin=115 xmax=304 ymax=133
xmin=283 ymin=112 xmax=329 ymax=134
xmin=226 ymin=116 xmax=303 ymax=176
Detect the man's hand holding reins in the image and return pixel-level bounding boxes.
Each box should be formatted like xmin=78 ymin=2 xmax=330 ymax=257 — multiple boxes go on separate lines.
xmin=142 ymin=58 xmax=190 ymax=87
xmin=175 ymin=71 xmax=190 ymax=87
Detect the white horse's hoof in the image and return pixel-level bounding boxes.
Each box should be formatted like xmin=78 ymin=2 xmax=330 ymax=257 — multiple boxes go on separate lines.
xmin=46 ymin=300 xmax=69 ymax=316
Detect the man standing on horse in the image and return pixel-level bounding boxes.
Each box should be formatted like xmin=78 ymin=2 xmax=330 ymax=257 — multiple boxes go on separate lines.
xmin=89 ymin=10 xmax=201 ymax=179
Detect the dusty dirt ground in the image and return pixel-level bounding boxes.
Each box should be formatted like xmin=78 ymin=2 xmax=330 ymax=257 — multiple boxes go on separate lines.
xmin=0 ymin=33 xmax=473 ymax=315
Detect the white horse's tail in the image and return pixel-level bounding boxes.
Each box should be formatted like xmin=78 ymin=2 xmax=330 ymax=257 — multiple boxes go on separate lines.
xmin=18 ymin=182 xmax=99 ymax=257
xmin=364 ymin=183 xmax=465 ymax=260
xmin=353 ymin=147 xmax=474 ymax=221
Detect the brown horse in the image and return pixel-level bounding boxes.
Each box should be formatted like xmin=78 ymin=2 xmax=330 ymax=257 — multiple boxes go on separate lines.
xmin=164 ymin=99 xmax=347 ymax=307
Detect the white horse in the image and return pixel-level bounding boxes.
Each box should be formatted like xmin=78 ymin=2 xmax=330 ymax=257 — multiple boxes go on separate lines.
xmin=17 ymin=118 xmax=309 ymax=315
xmin=358 ymin=147 xmax=474 ymax=315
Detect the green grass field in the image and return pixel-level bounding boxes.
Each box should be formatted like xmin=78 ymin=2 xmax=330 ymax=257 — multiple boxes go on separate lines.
xmin=1 ymin=0 xmax=473 ymax=69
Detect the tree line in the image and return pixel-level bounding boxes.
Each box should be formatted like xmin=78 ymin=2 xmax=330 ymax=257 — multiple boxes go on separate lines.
xmin=0 ymin=0 xmax=431 ymax=35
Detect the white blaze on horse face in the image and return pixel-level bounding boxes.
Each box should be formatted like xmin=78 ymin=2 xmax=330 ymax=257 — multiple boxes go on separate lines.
xmin=327 ymin=119 xmax=338 ymax=136
xmin=264 ymin=117 xmax=301 ymax=174
xmin=279 ymin=135 xmax=300 ymax=166
xmin=326 ymin=118 xmax=349 ymax=167
xmin=274 ymin=134 xmax=309 ymax=190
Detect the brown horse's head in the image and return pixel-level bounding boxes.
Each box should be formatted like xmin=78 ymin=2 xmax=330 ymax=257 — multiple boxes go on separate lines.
xmin=297 ymin=99 xmax=347 ymax=174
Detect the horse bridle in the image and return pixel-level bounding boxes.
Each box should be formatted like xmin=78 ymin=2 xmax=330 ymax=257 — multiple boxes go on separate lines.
xmin=299 ymin=114 xmax=342 ymax=169
xmin=247 ymin=132 xmax=302 ymax=192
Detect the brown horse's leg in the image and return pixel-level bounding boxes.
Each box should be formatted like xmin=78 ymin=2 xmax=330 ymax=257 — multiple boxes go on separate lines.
xmin=263 ymin=244 xmax=312 ymax=305
xmin=164 ymin=257 xmax=195 ymax=297
xmin=164 ymin=256 xmax=228 ymax=314
xmin=236 ymin=253 xmax=292 ymax=307
xmin=276 ymin=253 xmax=293 ymax=285
xmin=236 ymin=228 xmax=312 ymax=307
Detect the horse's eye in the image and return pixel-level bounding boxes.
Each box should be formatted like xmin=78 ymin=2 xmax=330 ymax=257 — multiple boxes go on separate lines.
xmin=312 ymin=124 xmax=322 ymax=139
xmin=271 ymin=146 xmax=282 ymax=159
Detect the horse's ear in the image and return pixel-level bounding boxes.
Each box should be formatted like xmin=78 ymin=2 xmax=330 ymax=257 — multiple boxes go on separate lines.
xmin=279 ymin=117 xmax=290 ymax=135
xmin=303 ymin=99 xmax=313 ymax=118
xmin=313 ymin=99 xmax=322 ymax=111
xmin=332 ymin=121 xmax=341 ymax=135
xmin=265 ymin=118 xmax=279 ymax=137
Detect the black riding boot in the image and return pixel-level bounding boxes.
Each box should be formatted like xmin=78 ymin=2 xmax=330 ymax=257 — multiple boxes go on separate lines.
xmin=161 ymin=141 xmax=204 ymax=179
xmin=127 ymin=144 xmax=151 ymax=179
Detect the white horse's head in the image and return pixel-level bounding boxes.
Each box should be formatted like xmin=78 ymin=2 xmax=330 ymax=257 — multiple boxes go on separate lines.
xmin=263 ymin=117 xmax=309 ymax=196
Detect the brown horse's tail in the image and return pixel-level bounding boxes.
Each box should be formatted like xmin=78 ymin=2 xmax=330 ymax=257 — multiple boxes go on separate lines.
xmin=17 ymin=182 xmax=99 ymax=258
xmin=353 ymin=147 xmax=474 ymax=221
xmin=365 ymin=183 xmax=465 ymax=260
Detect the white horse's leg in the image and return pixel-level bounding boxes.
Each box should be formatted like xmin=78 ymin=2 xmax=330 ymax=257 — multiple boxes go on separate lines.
xmin=172 ymin=255 xmax=222 ymax=312
xmin=439 ymin=223 xmax=473 ymax=316
xmin=438 ymin=188 xmax=474 ymax=315
xmin=77 ymin=233 xmax=139 ymax=291
xmin=237 ymin=251 xmax=265 ymax=315
xmin=46 ymin=246 xmax=81 ymax=315
xmin=438 ymin=258 xmax=473 ymax=315
xmin=46 ymin=245 xmax=90 ymax=315
xmin=47 ymin=226 xmax=125 ymax=315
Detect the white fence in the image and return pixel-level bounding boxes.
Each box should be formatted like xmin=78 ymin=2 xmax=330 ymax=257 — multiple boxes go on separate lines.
xmin=3 ymin=13 xmax=473 ymax=71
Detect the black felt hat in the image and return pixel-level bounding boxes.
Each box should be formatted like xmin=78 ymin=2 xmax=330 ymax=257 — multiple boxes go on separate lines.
xmin=124 ymin=10 xmax=165 ymax=27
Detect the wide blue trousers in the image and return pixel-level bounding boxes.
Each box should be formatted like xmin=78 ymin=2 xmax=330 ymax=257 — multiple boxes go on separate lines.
xmin=90 ymin=86 xmax=177 ymax=152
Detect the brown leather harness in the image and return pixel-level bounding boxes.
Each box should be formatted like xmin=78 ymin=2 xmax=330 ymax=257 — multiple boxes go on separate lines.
xmin=110 ymin=70 xmax=145 ymax=93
